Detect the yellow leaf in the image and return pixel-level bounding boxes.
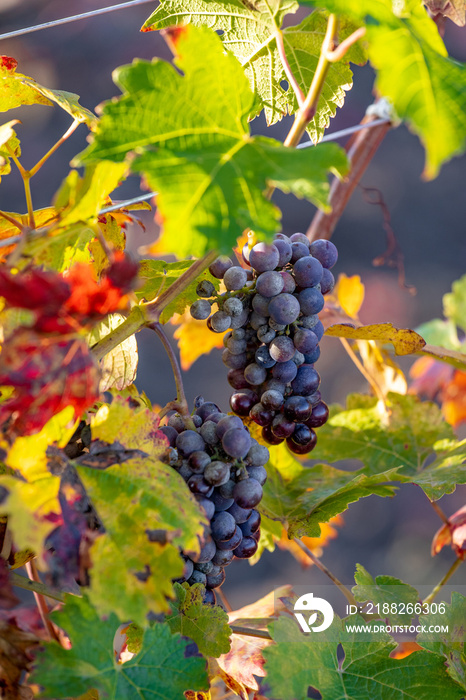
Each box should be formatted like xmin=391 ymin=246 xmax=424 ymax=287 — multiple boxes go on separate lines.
xmin=325 ymin=322 xmax=426 ymax=356
xmin=336 ymin=273 xmax=365 ymax=318
xmin=172 ymin=311 xmax=226 ymax=370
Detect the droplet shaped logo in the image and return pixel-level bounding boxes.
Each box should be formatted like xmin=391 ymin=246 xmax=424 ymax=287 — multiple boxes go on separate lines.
xmin=293 ymin=592 xmax=334 ymax=633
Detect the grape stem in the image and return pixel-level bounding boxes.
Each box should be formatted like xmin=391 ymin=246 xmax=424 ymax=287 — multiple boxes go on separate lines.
xmin=422 ymin=558 xmax=463 ymax=606
xmin=427 ymin=498 xmax=450 ymax=526
xmin=293 ymin=538 xmax=359 ymax=608
xmin=25 ymin=561 xmax=64 ymax=644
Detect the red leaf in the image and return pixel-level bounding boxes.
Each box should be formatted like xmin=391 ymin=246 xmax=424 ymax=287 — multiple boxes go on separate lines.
xmin=0 ymin=268 xmax=70 ymax=315
xmin=0 ymin=56 xmax=18 ymax=71
xmin=105 ymin=252 xmax=139 ymax=292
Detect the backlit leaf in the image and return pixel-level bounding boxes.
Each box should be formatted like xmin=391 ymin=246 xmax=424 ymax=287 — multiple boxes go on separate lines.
xmin=335 ymin=273 xmax=365 ymax=318
xmin=444 ymin=273 xmax=466 ymax=333
xmin=0 ymin=119 xmax=20 ymax=183
xmin=352 ymin=564 xmax=420 ymax=625
xmin=325 ymin=322 xmax=426 ymax=356
xmin=88 ymin=313 xmax=138 ymax=392
xmin=425 ymin=0 xmax=466 ymax=25
xmin=172 ymin=311 xmax=226 ymax=370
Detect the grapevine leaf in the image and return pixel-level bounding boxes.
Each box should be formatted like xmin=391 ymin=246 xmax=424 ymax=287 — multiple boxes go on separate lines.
xmin=352 ymin=564 xmax=420 ymax=625
xmin=417 ymin=592 xmax=466 ymax=691
xmin=300 ymin=0 xmax=466 ymax=178
xmin=431 ymin=504 xmax=466 ymax=558
xmin=444 ymin=273 xmax=466 ymax=334
xmin=77 ymin=25 xmax=348 ymax=258
xmin=88 ymin=313 xmax=138 ymax=392
xmin=31 ymin=595 xmax=209 ymax=699
xmin=22 ymin=223 xmax=96 ymax=274
xmin=172 ymin=310 xmax=227 ymax=370
xmin=166 ymin=583 xmax=231 ymax=657
xmin=136 ymin=259 xmax=220 ymax=322
xmin=275 ymin=516 xmax=342 ymax=566
xmin=310 ymin=392 xmax=453 ymax=476
xmin=424 ymin=0 xmax=466 ymax=26
xmin=0 ymin=56 xmax=95 ymax=126
xmin=410 ymin=438 xmax=466 ymax=499
xmin=261 ymin=615 xmax=464 ymax=700
xmin=325 ymin=321 xmax=426 ymax=355
xmin=143 ymin=3 xmax=366 ymax=140
xmin=0 ymin=620 xmax=40 ymax=699
xmin=0 ymin=119 xmax=20 ymax=183
xmin=0 ymin=207 xmax=57 ymax=264
xmin=415 ymin=319 xmax=461 ymax=350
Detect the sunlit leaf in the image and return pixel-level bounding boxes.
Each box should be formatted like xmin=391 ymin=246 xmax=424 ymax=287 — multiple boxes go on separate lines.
xmin=335 ymin=273 xmax=365 ymax=318
xmin=172 ymin=310 xmax=226 ymax=370
xmin=352 ymin=564 xmax=420 ymax=625
xmin=325 ymin=322 xmax=426 ymax=356
xmin=88 ymin=313 xmax=138 ymax=392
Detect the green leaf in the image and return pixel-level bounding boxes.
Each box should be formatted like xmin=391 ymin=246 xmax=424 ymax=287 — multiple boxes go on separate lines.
xmin=76 ymin=399 xmax=208 ymax=623
xmin=444 ymin=274 xmax=466 ymax=334
xmin=352 ymin=564 xmax=420 ymax=625
xmin=262 ymin=615 xmax=464 ymax=700
xmin=136 ymin=259 xmax=220 ymax=322
xmin=166 ymin=583 xmax=231 ymax=657
xmin=88 ymin=313 xmax=138 ymax=392
xmin=31 ymin=595 xmax=209 ymax=699
xmin=416 ymin=319 xmax=461 ymax=350
xmin=22 ymin=222 xmax=95 ymax=273
xmin=0 ymin=56 xmax=95 ymax=126
xmin=143 ymin=3 xmax=366 ymax=141
xmin=408 ymin=438 xmax=466 ymax=499
xmin=418 ymin=592 xmax=466 ymax=691
xmin=300 ymin=0 xmax=466 ymax=178
xmin=310 ymin=392 xmax=453 ymax=476
xmin=77 ymin=24 xmax=348 ymax=258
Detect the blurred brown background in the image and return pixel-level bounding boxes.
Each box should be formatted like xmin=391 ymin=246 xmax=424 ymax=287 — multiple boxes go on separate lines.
xmin=1 ymin=1 xmax=465 ymax=608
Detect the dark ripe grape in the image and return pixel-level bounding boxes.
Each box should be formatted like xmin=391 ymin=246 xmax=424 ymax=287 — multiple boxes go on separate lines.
xmin=272 ymin=359 xmax=297 ymax=383
xmin=255 ymin=345 xmax=276 ymax=369
xmin=250 ymin=402 xmax=274 ymax=427
xmin=182 ymin=558 xmax=195 ymax=581
xmin=246 ymin=465 xmax=267 ymax=485
xmin=216 ymin=414 xmax=244 ymax=439
xmin=188 ymin=570 xmax=207 ymax=586
xmin=195 ymin=403 xmax=219 ymax=422
xmin=168 ymin=413 xmax=185 ymax=432
xmin=222 ymin=349 xmax=248 ymax=370
xmin=244 ymin=362 xmax=267 ymax=386
xmin=219 ymin=479 xmax=236 ymax=499
xmin=271 ymin=413 xmax=296 ymax=438
xmin=246 ymin=442 xmax=270 ymax=466
xmin=192 ymin=415 xmax=203 ymax=428
xmin=313 ymin=320 xmax=324 ymax=341
xmin=212 ymin=548 xmax=234 ymax=566
xmin=224 ymin=297 xmax=244 ymax=318
xmin=286 ymin=428 xmax=317 ymax=455
xmin=211 ymin=490 xmax=234 ymax=512
xmin=293 ymin=256 xmax=323 ymax=288
xmin=320 ymin=268 xmax=335 ymax=295
xmin=257 ymin=326 xmax=276 ymax=344
xmin=306 ymin=401 xmax=329 ymax=428
xmin=308 ymin=390 xmax=322 ymax=406
xmin=195 ymin=560 xmax=214 ymax=574
xmin=262 ymin=379 xmax=286 ymax=395
xmin=222 ymin=428 xmax=252 ymax=459
xmin=291 ymin=241 xmax=309 ymax=263
xmin=199 ymin=421 xmax=220 ymax=446
xmin=159 ymin=425 xmax=178 ymax=447
xmin=250 ymin=311 xmax=268 ymax=330
xmin=232 ymin=328 xmax=246 ymax=340
xmin=298 ymin=287 xmax=325 ymax=315
xmin=269 ymin=318 xmax=286 ymax=331
xmin=261 ymin=389 xmax=284 ymax=410
xmin=268 ymin=293 xmax=300 ymax=325
xmin=269 ymin=335 xmax=296 ymax=362
xmin=178 ymin=463 xmax=194 ymax=480
xmin=293 ymin=350 xmax=305 ymax=366
xmin=188 ymin=450 xmax=211 ymax=473
xmin=227 ymin=336 xmax=247 ymax=354
xmin=196 ymin=280 xmax=216 ymax=298
xmin=249 ymin=242 xmax=280 ymax=272
xmin=290 ymin=232 xmax=310 ymax=247
xmin=204 ymin=460 xmax=231 ymax=486
xmin=256 ymin=271 xmax=284 ymax=298
xmin=304 ymin=346 xmax=321 ymax=364
xmin=280 ymin=271 xmax=296 ymax=294
xmin=223 ymin=332 xmax=232 ymax=348
xmin=227 ymin=369 xmax=250 ymax=390
xmin=176 ymin=430 xmax=206 ymax=456
xmin=227 ymin=502 xmax=252 ymax=524
xmin=209 ymin=255 xmax=233 ymax=278
xmin=291 ymin=365 xmax=321 ymax=396
xmin=274 ymin=233 xmax=289 ymax=241
xmin=206 ymin=567 xmax=226 ymax=589
xmin=252 ymin=293 xmax=270 ymax=316
xmin=204 ymin=589 xmax=217 ymax=605
xmin=293 ymin=328 xmax=319 ymax=354
xmin=234 ymin=536 xmax=258 ymax=559
xmin=224 ymin=266 xmax=248 ymax=291
xmin=230 ymin=389 xmax=258 ymax=416
xmin=310 ymin=239 xmax=338 ymax=269
xmin=274 ymin=239 xmax=293 ymax=266
xmin=230 ymin=307 xmax=250 ymax=329
xmin=216 ymin=525 xmax=243 ymax=551
xmin=284 ymin=395 xmax=312 ymax=421
xmin=210 ymin=310 xmax=232 ymax=333
xmin=240 ymin=509 xmax=261 ymax=536
xmin=195 ymin=495 xmax=215 ymax=520
xmin=211 ymin=511 xmax=236 ymax=541
xmin=233 ymin=478 xmax=263 ymax=508
xmin=300 ymin=314 xmax=319 ymax=329
xmin=262 ymin=425 xmax=284 ymax=445
xmin=190 ymin=299 xmax=212 ymax=320
xmin=187 ymin=474 xmax=213 ymax=496
xmin=192 ymin=538 xmax=216 ymax=563
xmin=252 ymin=528 xmax=261 ymax=542
xmin=292 ymin=423 xmax=313 ymax=445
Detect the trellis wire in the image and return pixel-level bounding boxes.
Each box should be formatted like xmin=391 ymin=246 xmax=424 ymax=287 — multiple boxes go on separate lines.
xmin=0 ymin=0 xmax=155 ymax=42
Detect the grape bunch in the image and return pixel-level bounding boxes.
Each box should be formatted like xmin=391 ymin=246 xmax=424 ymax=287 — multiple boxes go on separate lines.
xmin=159 ymin=398 xmax=268 ymax=605
xmin=190 ymin=234 xmax=337 ymax=455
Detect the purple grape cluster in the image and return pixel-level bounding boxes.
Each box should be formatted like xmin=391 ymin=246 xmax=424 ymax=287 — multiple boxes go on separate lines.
xmin=159 ymin=398 xmax=268 ymax=605
xmin=190 ymin=234 xmax=337 ymax=454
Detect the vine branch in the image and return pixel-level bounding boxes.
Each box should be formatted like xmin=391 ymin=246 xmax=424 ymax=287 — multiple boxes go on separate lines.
xmin=422 ymin=558 xmax=463 ymax=606
xmin=148 ymin=323 xmax=193 ymax=423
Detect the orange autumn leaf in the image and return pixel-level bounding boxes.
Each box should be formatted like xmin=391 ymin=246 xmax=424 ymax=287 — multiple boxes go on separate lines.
xmin=277 ymin=515 xmax=343 ymax=566
xmin=390 ymin=641 xmax=422 ymax=659
xmin=336 ymin=273 xmax=365 ymax=319
xmin=431 ymin=504 xmax=466 ymax=559
xmin=172 ymin=311 xmax=226 ymax=370
xmin=442 ymin=370 xmax=466 ymax=427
